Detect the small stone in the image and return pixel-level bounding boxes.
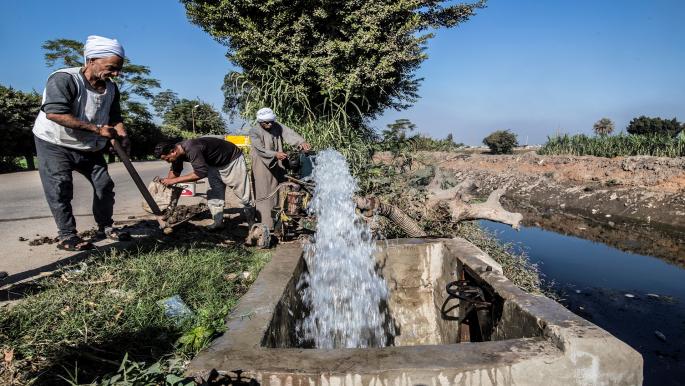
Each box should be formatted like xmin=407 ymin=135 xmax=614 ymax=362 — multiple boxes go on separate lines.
xmin=608 ymin=221 xmax=615 ymax=227
xmin=647 ymin=293 xmax=660 ymax=299
xmin=654 ymin=330 xmax=666 ymax=342
xmin=560 ymin=203 xmax=566 ymax=208
xmin=128 ymin=215 xmax=136 ymax=219
xmin=241 ymin=271 xmax=251 ymax=280
xmin=610 ymin=193 xmax=618 ymax=200
xmin=223 ymin=273 xmax=239 ymax=281
xmin=575 ymin=290 xmax=582 ymax=294
xmin=578 ymin=306 xmax=585 ymax=311
xmin=624 ymin=293 xmax=635 ymax=298
xmin=18 ymin=236 xmax=27 ymax=241
xmin=592 ymin=209 xmax=598 ymax=214
xmin=605 ymin=214 xmax=612 ymax=218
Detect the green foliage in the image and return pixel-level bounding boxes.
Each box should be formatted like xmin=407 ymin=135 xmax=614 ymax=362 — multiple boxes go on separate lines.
xmin=626 ymin=115 xmax=682 ymax=136
xmin=0 ymin=244 xmax=270 ymax=384
xmin=0 ymin=84 xmax=42 ymax=170
xmin=483 ymin=130 xmax=518 ymax=154
xmin=593 ymin=117 xmax=614 ymax=136
xmin=539 ymin=133 xmax=685 ymax=157
xmin=162 ymin=99 xmax=227 ymax=135
xmin=183 ymin=0 xmax=485 ymax=122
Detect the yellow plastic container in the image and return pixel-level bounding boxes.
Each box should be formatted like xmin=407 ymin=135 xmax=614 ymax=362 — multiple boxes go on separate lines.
xmin=225 ymin=135 xmax=251 ymax=148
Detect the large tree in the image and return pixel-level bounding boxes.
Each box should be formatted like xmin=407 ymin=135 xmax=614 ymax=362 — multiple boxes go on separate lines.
xmin=182 ymin=0 xmax=486 ymax=124
xmin=0 ymin=85 xmax=42 ymax=170
xmin=161 ymin=99 xmax=227 ymax=136
xmin=41 ymin=39 xmax=167 ymax=159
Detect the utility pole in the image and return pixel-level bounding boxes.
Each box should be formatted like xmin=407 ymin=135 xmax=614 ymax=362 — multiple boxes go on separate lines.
xmin=192 ymin=104 xmax=200 ymax=135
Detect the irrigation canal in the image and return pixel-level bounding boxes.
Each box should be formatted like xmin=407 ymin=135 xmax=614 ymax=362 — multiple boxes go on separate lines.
xmin=480 ymin=220 xmax=685 ymax=386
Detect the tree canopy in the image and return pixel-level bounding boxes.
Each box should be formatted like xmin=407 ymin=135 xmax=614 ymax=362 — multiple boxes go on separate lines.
xmin=182 ymin=0 xmax=486 ymax=123
xmin=626 ymin=116 xmax=682 ymax=136
xmin=0 ymin=84 xmax=42 ymax=169
xmin=593 ymin=118 xmax=614 ymax=137
xmin=483 ymin=130 xmax=517 ymax=154
xmin=158 ymin=98 xmax=227 ymax=136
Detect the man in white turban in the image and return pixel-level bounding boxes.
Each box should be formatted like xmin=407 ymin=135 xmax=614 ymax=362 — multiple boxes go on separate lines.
xmin=249 ymin=107 xmax=311 ymax=229
xmin=32 ymin=35 xmax=130 ymax=251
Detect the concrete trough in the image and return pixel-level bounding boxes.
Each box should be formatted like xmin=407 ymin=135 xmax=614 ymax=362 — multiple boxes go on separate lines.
xmin=188 ymin=238 xmax=643 ymax=385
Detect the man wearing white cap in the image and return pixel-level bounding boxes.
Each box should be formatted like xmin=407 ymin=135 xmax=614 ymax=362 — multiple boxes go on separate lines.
xmin=249 ymin=107 xmax=311 ymax=229
xmin=32 ymin=35 xmax=130 ymax=251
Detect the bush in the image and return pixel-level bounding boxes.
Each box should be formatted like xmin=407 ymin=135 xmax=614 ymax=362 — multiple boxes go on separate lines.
xmin=483 ymin=130 xmax=518 ymax=154
xmin=626 ymin=116 xmax=682 ymax=136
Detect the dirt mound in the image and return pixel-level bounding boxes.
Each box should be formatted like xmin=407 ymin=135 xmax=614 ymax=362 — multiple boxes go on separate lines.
xmin=375 ymin=151 xmax=685 ymax=231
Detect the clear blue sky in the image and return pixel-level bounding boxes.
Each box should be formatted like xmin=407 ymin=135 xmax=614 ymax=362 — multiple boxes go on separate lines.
xmin=1 ymin=0 xmax=683 ymax=145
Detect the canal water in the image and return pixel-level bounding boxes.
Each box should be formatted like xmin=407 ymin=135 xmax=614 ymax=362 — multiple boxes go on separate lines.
xmin=481 ymin=220 xmax=685 ymax=386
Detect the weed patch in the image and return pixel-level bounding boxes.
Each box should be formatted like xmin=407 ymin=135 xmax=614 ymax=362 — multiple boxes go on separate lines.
xmin=0 ymin=244 xmax=270 ymax=385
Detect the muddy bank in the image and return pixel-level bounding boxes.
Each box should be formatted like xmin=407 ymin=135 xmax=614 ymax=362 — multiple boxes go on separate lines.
xmin=406 ymin=151 xmax=685 ymax=232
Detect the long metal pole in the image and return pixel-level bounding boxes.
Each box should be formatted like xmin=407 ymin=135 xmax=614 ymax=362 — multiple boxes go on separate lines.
xmin=110 ymin=139 xmax=167 ymax=229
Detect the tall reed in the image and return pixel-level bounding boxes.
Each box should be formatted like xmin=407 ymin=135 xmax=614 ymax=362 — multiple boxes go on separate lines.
xmin=539 ymin=133 xmax=685 ymax=158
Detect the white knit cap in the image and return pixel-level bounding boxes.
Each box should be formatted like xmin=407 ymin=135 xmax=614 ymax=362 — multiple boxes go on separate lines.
xmin=256 ymin=107 xmax=276 ymax=122
xmin=84 ymin=35 xmax=125 ymax=61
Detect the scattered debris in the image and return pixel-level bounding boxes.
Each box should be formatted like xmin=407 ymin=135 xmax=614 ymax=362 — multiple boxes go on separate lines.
xmin=158 ymin=295 xmax=194 ymax=321
xmin=28 ymin=236 xmax=58 ymax=246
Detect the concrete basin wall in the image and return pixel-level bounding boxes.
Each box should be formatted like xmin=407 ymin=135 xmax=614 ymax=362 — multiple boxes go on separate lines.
xmin=188 ymin=238 xmax=643 ymax=385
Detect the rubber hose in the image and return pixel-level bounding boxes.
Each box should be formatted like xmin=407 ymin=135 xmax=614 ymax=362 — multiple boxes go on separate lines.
xmin=376 ymin=202 xmax=427 ymax=238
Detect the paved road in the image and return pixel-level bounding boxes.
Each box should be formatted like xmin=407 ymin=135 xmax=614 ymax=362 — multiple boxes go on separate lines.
xmin=0 ymin=160 xmax=205 ymax=287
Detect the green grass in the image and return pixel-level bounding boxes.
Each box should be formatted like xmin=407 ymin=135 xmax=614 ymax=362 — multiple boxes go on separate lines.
xmin=539 ymin=133 xmax=685 ymax=157
xmin=0 ymin=244 xmax=270 ymax=385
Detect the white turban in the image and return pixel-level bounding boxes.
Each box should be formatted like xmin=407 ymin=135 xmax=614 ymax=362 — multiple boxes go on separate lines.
xmin=256 ymin=107 xmax=276 ymax=122
xmin=83 ymin=35 xmax=125 ymax=61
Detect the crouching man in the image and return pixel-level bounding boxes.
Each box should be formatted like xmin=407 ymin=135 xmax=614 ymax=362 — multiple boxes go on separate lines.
xmin=154 ymin=137 xmax=254 ymax=229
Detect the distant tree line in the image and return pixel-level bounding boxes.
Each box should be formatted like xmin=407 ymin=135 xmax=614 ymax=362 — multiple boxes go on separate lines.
xmin=0 ymin=38 xmax=227 ymax=172
xmin=378 ymin=119 xmax=463 ymax=156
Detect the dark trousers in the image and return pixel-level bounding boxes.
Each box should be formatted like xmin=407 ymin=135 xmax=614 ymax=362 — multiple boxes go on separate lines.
xmin=35 ymin=136 xmax=115 ymax=240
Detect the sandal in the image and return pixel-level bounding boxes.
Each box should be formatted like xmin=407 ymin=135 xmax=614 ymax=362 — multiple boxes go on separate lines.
xmin=96 ymin=227 xmax=132 ymax=241
xmin=57 ymin=236 xmax=94 ymax=251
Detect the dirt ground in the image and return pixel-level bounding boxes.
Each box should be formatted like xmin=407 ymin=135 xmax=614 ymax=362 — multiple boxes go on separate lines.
xmin=405 ymin=151 xmax=685 ymax=230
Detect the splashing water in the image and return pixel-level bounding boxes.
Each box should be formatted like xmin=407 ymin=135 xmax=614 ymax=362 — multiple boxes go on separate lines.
xmin=298 ymin=149 xmax=393 ymax=348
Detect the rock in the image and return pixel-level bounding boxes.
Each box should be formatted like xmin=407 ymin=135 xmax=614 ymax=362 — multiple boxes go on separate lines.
xmin=608 ymin=221 xmax=615 ymax=227
xmin=18 ymin=236 xmax=27 ymax=241
xmin=647 ymin=293 xmax=660 ymax=299
xmin=654 ymin=330 xmax=666 ymax=342
xmin=242 ymin=271 xmax=251 ymax=280
xmin=224 ymin=273 xmax=239 ymax=281
xmin=575 ymin=289 xmax=582 ymax=294
xmin=128 ymin=215 xmax=136 ymax=219
xmin=610 ymin=193 xmax=618 ymax=200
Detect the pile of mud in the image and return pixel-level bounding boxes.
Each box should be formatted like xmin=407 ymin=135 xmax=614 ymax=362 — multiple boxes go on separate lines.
xmin=164 ymin=203 xmax=207 ymax=225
